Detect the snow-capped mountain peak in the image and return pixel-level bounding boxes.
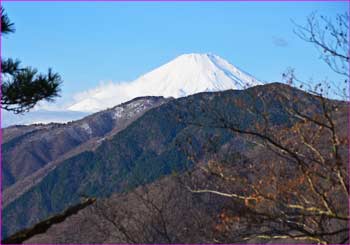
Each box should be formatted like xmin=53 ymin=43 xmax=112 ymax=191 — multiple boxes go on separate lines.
xmin=129 ymin=53 xmax=262 ymax=97
xmin=68 ymin=53 xmax=263 ymax=112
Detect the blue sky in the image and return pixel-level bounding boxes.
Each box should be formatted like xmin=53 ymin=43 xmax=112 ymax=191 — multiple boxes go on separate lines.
xmin=2 ymin=1 xmax=348 ymax=105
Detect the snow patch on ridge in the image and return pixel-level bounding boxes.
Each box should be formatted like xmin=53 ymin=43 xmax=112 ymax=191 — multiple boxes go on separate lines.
xmin=80 ymin=122 xmax=92 ymax=135
xmin=113 ymin=107 xmax=124 ymax=119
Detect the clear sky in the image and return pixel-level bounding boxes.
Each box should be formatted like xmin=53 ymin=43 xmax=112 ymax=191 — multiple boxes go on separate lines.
xmin=2 ymin=1 xmax=348 ymax=106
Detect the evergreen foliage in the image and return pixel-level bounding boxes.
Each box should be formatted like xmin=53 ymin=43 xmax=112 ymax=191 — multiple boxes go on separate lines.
xmin=1 ymin=8 xmax=61 ymax=113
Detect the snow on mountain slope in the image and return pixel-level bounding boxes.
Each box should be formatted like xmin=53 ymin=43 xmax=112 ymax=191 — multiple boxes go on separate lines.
xmin=1 ymin=109 xmax=90 ymax=128
xmin=68 ymin=53 xmax=263 ymax=112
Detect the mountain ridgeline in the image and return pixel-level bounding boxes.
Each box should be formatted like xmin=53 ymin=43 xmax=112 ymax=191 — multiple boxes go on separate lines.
xmin=2 ymin=83 xmax=339 ymax=240
xmin=2 ymin=96 xmax=168 ymax=197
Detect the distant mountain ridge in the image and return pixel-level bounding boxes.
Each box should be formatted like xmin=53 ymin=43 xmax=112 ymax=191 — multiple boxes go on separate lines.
xmin=3 ymin=53 xmax=263 ymax=127
xmin=68 ymin=53 xmax=263 ymax=112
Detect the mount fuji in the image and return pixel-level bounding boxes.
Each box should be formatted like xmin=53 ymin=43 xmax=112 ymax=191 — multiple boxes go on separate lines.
xmin=68 ymin=53 xmax=263 ymax=112
xmin=2 ymin=53 xmax=264 ymax=127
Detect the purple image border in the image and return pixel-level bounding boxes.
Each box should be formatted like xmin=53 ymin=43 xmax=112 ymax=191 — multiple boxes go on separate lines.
xmin=0 ymin=0 xmax=349 ymax=2
xmin=0 ymin=0 xmax=349 ymax=245
xmin=347 ymin=1 xmax=350 ymax=245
